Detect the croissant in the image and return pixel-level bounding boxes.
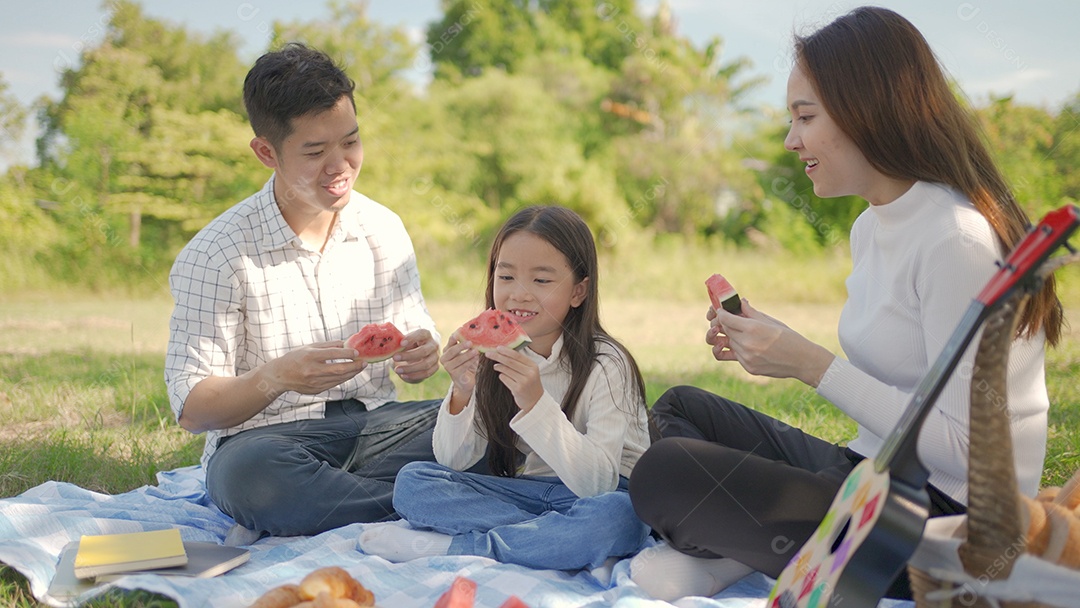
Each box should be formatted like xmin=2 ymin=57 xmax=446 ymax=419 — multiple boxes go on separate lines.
xmin=250 ymin=567 xmax=375 ymax=608
xmin=300 ymin=566 xmax=374 ymax=606
xmin=1020 ymin=468 xmax=1080 ymax=569
xmin=250 ymin=584 xmax=304 ymax=608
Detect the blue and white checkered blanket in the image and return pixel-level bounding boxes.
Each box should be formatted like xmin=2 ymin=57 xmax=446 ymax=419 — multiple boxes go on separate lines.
xmin=0 ymin=466 xmax=912 ymax=607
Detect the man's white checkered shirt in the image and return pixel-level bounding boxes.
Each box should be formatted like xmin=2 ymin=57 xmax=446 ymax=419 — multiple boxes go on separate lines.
xmin=165 ymin=176 xmax=440 ymax=465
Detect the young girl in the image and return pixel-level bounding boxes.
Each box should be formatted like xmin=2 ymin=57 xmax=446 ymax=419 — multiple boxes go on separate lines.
xmin=627 ymin=6 xmax=1063 ymax=602
xmin=358 ymin=205 xmax=651 ymax=571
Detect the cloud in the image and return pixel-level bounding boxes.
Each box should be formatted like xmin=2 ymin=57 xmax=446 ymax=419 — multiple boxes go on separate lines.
xmin=404 ymin=25 xmax=425 ymax=46
xmin=965 ymin=68 xmax=1054 ymax=95
xmin=0 ymin=31 xmax=81 ymax=49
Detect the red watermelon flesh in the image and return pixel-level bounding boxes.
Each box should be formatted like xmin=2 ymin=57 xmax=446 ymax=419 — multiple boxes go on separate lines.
xmin=345 ymin=322 xmax=406 ymax=362
xmin=499 ymin=597 xmax=530 ymax=608
xmin=706 ymin=273 xmax=742 ymax=315
xmin=433 ymin=576 xmax=476 ymax=608
xmin=457 ymin=309 xmax=531 ymax=353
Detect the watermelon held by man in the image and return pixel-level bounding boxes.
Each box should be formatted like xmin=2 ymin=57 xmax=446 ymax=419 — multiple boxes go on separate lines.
xmin=456 ymin=309 xmax=531 ymax=353
xmin=345 ymin=322 xmax=406 ymax=362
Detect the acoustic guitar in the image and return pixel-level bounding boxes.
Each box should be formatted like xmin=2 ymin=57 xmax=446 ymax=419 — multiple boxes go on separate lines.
xmin=767 ymin=204 xmax=1080 ymax=608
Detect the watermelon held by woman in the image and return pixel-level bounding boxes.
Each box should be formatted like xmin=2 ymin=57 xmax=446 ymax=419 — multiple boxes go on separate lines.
xmin=456 ymin=309 xmax=531 ymax=353
xmin=706 ymin=273 xmax=743 ymax=315
xmin=345 ymin=322 xmax=406 ymax=362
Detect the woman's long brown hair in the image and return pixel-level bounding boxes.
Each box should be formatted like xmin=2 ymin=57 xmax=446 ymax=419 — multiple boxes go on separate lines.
xmin=795 ymin=6 xmax=1063 ymax=345
xmin=473 ymin=206 xmax=648 ymax=477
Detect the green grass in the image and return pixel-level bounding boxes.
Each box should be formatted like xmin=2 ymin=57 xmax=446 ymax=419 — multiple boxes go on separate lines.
xmin=0 ymin=245 xmax=1077 ymax=606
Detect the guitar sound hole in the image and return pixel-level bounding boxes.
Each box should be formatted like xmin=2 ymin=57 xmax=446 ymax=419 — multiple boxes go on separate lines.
xmin=829 ymin=515 xmax=852 ymax=554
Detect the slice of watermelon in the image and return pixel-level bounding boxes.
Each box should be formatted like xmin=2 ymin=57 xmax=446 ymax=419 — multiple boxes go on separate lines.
xmin=345 ymin=322 xmax=406 ymax=362
xmin=706 ymin=273 xmax=742 ymax=315
xmin=498 ymin=596 xmax=530 ymax=608
xmin=457 ymin=309 xmax=531 ymax=353
xmin=433 ymin=576 xmax=477 ymax=608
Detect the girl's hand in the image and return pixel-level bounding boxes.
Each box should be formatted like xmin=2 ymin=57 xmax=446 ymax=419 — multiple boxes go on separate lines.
xmin=484 ymin=346 xmax=543 ymax=412
xmin=707 ymin=300 xmax=834 ymax=387
xmin=440 ymin=332 xmax=480 ymax=396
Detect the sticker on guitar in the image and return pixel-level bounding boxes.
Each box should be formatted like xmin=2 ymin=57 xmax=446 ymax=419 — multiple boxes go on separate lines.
xmin=768 ymin=460 xmax=890 ymax=608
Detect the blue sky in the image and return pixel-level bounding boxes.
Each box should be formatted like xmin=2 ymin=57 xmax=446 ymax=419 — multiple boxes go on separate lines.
xmin=2 ymin=0 xmax=1078 ymax=166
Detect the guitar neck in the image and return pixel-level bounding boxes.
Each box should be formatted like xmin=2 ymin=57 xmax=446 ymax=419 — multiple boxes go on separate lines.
xmin=874 ymin=302 xmax=987 ymax=485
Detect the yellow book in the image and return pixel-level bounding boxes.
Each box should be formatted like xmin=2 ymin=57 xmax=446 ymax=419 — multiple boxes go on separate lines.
xmin=73 ymin=528 xmax=188 ymax=579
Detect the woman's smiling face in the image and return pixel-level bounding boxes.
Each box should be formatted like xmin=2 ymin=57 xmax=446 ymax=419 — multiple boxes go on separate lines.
xmin=784 ymin=66 xmax=903 ymax=206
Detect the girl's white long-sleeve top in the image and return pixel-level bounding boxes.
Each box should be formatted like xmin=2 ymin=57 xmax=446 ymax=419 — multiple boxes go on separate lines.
xmin=432 ymin=335 xmax=650 ymax=498
xmin=816 ymin=181 xmax=1049 ymax=504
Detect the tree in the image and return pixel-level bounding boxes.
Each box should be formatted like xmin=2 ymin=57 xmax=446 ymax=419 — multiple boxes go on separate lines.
xmin=435 ymin=70 xmax=624 ymax=228
xmin=105 ymin=0 xmax=247 ymax=114
xmin=270 ymin=0 xmax=418 ymax=108
xmin=427 ymin=0 xmax=543 ymax=79
xmin=35 ymin=3 xmax=263 ymax=254
xmin=602 ymin=8 xmax=765 ymax=238
xmin=1049 ymin=91 xmax=1080 ymax=203
xmin=977 ymin=95 xmax=1063 ymax=219
xmin=0 ymin=75 xmax=26 ymax=164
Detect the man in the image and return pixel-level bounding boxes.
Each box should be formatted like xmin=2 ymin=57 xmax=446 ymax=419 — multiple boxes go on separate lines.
xmin=165 ymin=43 xmax=443 ymax=539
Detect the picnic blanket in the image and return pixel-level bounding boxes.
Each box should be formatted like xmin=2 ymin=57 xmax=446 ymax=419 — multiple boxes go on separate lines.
xmin=0 ymin=466 xmax=914 ymax=607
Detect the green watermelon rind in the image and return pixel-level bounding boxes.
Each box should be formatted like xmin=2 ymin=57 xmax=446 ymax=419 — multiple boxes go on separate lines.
xmin=474 ymin=334 xmax=531 ymax=354
xmin=458 ymin=309 xmax=532 ymax=353
xmin=706 ymin=273 xmax=742 ymax=315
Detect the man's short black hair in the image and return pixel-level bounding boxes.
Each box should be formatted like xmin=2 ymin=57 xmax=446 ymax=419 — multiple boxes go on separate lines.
xmin=242 ymin=42 xmax=356 ymax=150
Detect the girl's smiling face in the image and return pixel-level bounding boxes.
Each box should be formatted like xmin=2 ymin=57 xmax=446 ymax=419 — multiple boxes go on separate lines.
xmin=783 ymin=66 xmax=909 ymax=206
xmin=492 ymin=231 xmax=588 ymax=358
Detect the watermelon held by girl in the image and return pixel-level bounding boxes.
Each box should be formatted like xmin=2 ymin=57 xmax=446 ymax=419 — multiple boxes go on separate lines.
xmin=345 ymin=322 xmax=406 ymax=362
xmin=456 ymin=309 xmax=531 ymax=353
xmin=706 ymin=273 xmax=743 ymax=315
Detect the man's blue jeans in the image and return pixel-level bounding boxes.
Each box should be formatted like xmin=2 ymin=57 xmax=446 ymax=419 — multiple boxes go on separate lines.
xmin=206 ymin=399 xmax=440 ymax=536
xmin=392 ymin=461 xmax=650 ymax=570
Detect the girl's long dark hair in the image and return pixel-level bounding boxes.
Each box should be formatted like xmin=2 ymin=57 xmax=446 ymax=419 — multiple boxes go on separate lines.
xmin=795 ymin=6 xmax=1063 ymax=345
xmin=474 ymin=206 xmax=648 ymax=477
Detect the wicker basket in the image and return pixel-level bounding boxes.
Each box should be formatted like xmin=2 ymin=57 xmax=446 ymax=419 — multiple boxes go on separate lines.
xmin=908 ymin=253 xmax=1080 ymax=608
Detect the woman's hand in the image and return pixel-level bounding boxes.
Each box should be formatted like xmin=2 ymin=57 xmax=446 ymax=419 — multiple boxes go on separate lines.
xmin=484 ymin=346 xmax=544 ymax=412
xmin=707 ymin=300 xmax=834 ymax=387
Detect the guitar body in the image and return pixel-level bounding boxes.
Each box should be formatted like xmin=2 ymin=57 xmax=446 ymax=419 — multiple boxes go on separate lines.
xmin=768 ymin=459 xmax=929 ymax=607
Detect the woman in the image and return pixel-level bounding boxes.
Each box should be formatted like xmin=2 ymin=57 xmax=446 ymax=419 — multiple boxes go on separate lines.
xmin=627 ymin=6 xmax=1063 ymax=601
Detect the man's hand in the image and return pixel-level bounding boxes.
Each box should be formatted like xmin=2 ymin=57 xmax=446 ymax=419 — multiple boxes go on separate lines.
xmin=267 ymin=340 xmax=368 ymax=395
xmin=180 ymin=340 xmax=366 ymax=433
xmin=393 ymin=329 xmax=440 ymax=383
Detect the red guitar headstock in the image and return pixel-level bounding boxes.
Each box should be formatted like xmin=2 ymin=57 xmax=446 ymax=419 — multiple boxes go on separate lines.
xmin=976 ymin=205 xmax=1079 ymax=307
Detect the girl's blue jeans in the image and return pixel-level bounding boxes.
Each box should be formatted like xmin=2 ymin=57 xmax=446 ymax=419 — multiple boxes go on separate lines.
xmin=392 ymin=461 xmax=650 ymax=570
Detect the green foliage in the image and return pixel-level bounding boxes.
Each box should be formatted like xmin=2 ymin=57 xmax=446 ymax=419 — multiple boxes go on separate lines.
xmin=0 ymin=75 xmax=26 ymax=161
xmin=1049 ymin=92 xmax=1080 ymax=203
xmin=977 ymin=95 xmax=1065 ymax=219
xmin=271 ymin=0 xmax=418 ymax=104
xmin=0 ymin=169 xmax=60 ymax=292
xmin=428 ymin=0 xmax=545 ymax=79
xmin=105 ymin=0 xmax=247 ymax=114
xmin=5 ymin=0 xmax=1080 ymax=294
